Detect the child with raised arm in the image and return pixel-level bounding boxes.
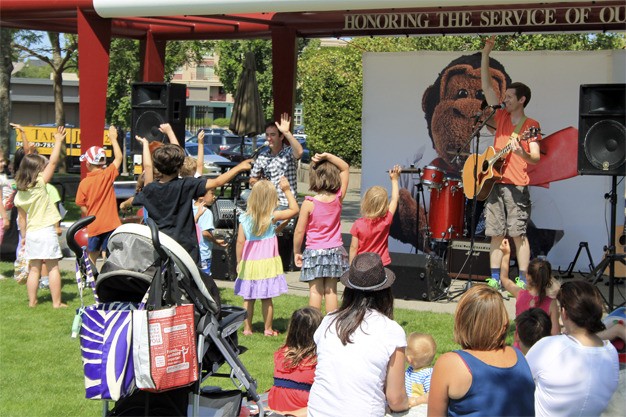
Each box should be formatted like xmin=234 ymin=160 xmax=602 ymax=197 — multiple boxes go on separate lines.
xmin=293 ymin=152 xmax=350 ymax=313
xmin=235 ymin=177 xmax=299 ymax=336
xmin=349 ymin=165 xmax=400 ymax=265
xmin=133 ymin=142 xmax=251 ymax=263
xmin=14 ymin=126 xmax=66 ymax=308
xmin=268 ymin=307 xmax=323 ymax=416
xmin=75 ymin=126 xmax=123 ymax=265
xmin=500 ymin=239 xmax=561 ymax=347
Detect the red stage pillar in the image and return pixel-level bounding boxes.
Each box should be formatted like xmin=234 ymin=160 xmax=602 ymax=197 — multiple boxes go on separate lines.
xmin=271 ymin=27 xmax=297 ymax=123
xmin=77 ymin=8 xmax=111 ymax=178
xmin=140 ymin=31 xmax=166 ymax=82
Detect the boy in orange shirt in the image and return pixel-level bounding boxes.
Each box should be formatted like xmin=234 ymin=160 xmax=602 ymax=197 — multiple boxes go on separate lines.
xmin=75 ymin=126 xmax=123 ymax=266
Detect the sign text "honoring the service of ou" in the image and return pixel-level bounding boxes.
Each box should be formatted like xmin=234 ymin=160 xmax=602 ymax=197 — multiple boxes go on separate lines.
xmin=344 ymin=5 xmax=626 ymax=30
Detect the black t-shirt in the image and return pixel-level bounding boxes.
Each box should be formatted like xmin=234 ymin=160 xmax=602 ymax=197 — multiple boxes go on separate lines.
xmin=133 ymin=177 xmax=207 ymax=263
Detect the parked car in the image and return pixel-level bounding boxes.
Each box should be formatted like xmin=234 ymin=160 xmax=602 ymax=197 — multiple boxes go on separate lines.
xmin=219 ymin=142 xmax=267 ymax=162
xmin=184 ymin=141 xmax=234 ymax=176
xmin=187 ymin=131 xmax=243 ymax=154
xmin=219 ymin=137 xmax=310 ymax=163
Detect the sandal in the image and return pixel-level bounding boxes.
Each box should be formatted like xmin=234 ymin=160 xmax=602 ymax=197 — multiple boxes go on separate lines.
xmin=264 ymin=330 xmax=279 ymax=337
xmin=243 ymin=330 xmax=254 ymax=336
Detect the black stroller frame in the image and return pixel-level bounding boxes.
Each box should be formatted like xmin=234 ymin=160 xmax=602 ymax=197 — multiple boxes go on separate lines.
xmin=67 ymin=216 xmax=264 ymax=417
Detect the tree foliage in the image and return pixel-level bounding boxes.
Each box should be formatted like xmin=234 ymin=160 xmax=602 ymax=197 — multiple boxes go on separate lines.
xmin=299 ymin=33 xmax=625 ymax=167
xmin=0 ymin=28 xmax=17 ymax=154
xmin=214 ymin=39 xmax=309 ymax=122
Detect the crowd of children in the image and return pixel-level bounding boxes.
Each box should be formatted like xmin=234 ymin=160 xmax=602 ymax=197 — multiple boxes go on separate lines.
xmin=4 ymin=118 xmax=623 ymax=417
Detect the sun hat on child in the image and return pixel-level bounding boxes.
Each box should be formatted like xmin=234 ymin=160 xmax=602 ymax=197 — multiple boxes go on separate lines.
xmin=80 ymin=146 xmax=106 ymax=165
xmin=340 ymin=252 xmax=396 ymax=291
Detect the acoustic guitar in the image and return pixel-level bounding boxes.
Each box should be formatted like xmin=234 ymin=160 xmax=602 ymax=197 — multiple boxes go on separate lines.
xmin=462 ymin=127 xmax=540 ymax=200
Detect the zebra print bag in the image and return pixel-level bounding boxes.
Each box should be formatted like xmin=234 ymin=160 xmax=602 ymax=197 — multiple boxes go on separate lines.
xmin=79 ymin=301 xmax=139 ymax=401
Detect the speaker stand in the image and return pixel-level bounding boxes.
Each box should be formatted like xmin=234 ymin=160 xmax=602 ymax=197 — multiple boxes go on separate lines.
xmin=588 ymin=176 xmax=624 ymax=311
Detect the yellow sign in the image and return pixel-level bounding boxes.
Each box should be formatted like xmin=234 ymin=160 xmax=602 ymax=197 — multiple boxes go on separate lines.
xmin=16 ymin=127 xmax=113 ymax=158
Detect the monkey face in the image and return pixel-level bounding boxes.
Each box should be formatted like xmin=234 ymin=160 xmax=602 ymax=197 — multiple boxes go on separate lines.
xmin=422 ymin=56 xmax=510 ymax=169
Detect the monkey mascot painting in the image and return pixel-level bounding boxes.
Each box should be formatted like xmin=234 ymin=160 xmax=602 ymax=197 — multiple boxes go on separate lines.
xmin=390 ymin=52 xmax=511 ymax=251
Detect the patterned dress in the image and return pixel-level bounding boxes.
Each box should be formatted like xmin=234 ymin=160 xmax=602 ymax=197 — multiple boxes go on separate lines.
xmin=234 ymin=213 xmax=288 ymax=300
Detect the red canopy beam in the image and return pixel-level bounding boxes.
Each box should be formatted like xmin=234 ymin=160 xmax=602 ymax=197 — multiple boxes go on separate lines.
xmin=77 ymin=8 xmax=111 ymax=178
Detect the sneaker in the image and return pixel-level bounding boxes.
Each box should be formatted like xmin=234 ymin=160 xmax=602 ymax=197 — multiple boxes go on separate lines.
xmin=515 ymin=277 xmax=526 ymax=289
xmin=486 ymin=278 xmax=501 ymax=291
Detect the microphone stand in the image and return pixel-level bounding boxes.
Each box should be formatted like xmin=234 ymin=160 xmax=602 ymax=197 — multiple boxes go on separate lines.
xmin=444 ymin=108 xmax=498 ymax=302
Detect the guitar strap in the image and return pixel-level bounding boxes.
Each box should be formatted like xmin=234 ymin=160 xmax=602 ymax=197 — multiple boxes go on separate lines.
xmin=512 ymin=116 xmax=527 ymax=137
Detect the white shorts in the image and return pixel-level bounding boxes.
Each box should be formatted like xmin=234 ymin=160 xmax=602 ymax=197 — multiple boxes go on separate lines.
xmin=25 ymin=226 xmax=62 ymax=260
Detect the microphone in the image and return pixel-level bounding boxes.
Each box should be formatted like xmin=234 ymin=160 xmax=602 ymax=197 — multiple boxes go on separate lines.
xmin=489 ymin=102 xmax=506 ymax=110
xmin=252 ymin=141 xmax=269 ymax=159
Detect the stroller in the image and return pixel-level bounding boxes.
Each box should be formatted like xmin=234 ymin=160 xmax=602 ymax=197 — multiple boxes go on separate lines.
xmin=67 ymin=216 xmax=266 ymax=416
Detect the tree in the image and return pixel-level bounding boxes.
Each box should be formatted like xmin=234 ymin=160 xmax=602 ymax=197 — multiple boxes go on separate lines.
xmin=11 ymin=31 xmax=77 ymax=172
xmin=0 ymin=28 xmax=16 ymax=155
xmin=214 ymin=39 xmax=308 ymax=121
xmin=299 ymin=33 xmax=626 ymax=166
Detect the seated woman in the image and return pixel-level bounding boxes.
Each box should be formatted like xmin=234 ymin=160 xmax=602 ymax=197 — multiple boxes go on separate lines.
xmin=526 ymin=281 xmax=619 ymax=417
xmin=428 ymin=285 xmax=535 ymax=417
xmin=307 ymin=253 xmax=419 ymax=416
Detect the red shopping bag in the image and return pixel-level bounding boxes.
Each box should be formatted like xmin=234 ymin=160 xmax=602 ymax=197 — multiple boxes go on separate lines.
xmin=133 ymin=303 xmax=198 ymax=392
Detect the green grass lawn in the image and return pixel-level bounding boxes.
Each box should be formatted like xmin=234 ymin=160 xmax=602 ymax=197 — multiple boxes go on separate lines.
xmin=0 ymin=260 xmax=458 ymax=417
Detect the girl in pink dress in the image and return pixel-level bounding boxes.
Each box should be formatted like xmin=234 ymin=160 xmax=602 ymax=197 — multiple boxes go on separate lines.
xmin=500 ymin=239 xmax=560 ymax=347
xmin=293 ymin=152 xmax=350 ymax=314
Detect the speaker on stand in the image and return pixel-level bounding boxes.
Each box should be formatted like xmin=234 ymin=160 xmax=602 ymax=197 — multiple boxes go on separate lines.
xmin=131 ymin=82 xmax=187 ymax=152
xmin=578 ymin=84 xmax=625 ymax=311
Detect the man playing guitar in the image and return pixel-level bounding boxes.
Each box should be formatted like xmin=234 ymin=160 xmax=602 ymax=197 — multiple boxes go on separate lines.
xmin=480 ymin=35 xmax=542 ymax=291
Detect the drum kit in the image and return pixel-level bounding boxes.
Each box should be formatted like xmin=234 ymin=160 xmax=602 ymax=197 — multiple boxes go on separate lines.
xmin=404 ymin=165 xmax=466 ymax=252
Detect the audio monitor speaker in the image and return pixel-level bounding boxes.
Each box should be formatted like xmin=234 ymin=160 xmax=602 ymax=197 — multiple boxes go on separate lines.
xmin=578 ymin=84 xmax=625 ymax=176
xmin=211 ymin=241 xmax=237 ymax=281
xmin=131 ymin=82 xmax=187 ymax=152
xmin=447 ymin=239 xmax=491 ymax=281
xmin=387 ymin=252 xmax=450 ymax=301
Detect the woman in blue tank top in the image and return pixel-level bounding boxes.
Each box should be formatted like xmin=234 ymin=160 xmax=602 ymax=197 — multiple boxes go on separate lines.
xmin=428 ymin=285 xmax=535 ymax=417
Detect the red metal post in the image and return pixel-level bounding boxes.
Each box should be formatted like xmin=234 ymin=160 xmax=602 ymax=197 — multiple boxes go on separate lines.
xmin=77 ymin=8 xmax=111 ymax=178
xmin=139 ymin=31 xmax=166 ymax=82
xmin=271 ymin=27 xmax=297 ymax=123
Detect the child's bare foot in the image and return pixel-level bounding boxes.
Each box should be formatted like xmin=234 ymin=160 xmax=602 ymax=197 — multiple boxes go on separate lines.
xmin=29 ymin=301 xmax=38 ymax=308
xmin=53 ymin=303 xmax=68 ymax=309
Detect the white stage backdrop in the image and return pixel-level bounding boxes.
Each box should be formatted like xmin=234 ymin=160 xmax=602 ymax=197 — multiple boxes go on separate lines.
xmin=362 ymin=49 xmax=625 ymax=270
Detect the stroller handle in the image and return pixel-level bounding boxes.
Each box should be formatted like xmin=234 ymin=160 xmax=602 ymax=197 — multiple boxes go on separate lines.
xmin=66 ymin=215 xmax=96 ymax=258
xmin=145 ymin=217 xmax=168 ymax=260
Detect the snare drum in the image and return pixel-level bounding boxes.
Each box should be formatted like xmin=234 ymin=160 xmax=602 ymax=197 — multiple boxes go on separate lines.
xmin=429 ymin=177 xmax=465 ymax=241
xmin=421 ymin=165 xmax=446 ymax=188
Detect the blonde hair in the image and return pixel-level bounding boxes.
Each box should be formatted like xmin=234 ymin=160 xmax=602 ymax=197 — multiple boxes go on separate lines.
xmin=454 ymin=285 xmax=509 ymax=351
xmin=246 ymin=180 xmax=278 ymax=236
xmin=180 ymin=156 xmax=197 ymax=177
xmin=361 ymin=186 xmax=389 ymax=218
xmin=406 ymin=333 xmax=437 ymax=369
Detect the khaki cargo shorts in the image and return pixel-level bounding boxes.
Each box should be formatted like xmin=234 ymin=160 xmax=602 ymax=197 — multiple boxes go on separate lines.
xmin=485 ymin=183 xmax=531 ymax=237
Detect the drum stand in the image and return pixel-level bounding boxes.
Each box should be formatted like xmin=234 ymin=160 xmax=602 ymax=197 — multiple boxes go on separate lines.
xmin=412 ymin=167 xmax=432 ymax=252
xmin=434 ymin=108 xmax=498 ymax=302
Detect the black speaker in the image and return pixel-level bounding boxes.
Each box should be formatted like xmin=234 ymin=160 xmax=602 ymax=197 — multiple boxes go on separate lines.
xmin=211 ymin=242 xmax=237 ymax=281
xmin=578 ymin=84 xmax=626 ymax=176
xmin=131 ymin=83 xmax=187 ymax=152
xmin=387 ymin=252 xmax=450 ymax=301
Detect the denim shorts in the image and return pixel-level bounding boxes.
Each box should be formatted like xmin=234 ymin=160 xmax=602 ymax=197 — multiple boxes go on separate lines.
xmin=200 ymin=258 xmax=212 ymax=276
xmin=87 ymin=230 xmax=113 ymax=253
xmin=485 ymin=183 xmax=531 ymax=237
